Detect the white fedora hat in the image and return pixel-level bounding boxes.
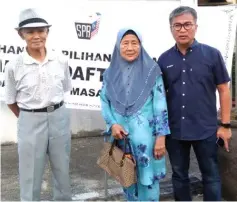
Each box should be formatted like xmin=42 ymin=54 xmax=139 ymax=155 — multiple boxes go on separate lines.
xmin=15 ymin=8 xmax=51 ymax=30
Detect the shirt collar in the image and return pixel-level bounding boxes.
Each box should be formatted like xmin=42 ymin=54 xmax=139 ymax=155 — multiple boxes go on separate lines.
xmin=23 ymin=48 xmax=56 ymax=65
xmin=173 ymin=39 xmax=199 ymax=51
xmin=190 ymin=39 xmax=199 ymax=49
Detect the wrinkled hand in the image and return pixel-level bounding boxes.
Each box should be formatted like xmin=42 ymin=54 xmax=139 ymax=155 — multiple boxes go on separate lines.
xmin=111 ymin=124 xmax=128 ymax=139
xmin=217 ymin=127 xmax=232 ymax=152
xmin=154 ymin=136 xmax=166 ymax=159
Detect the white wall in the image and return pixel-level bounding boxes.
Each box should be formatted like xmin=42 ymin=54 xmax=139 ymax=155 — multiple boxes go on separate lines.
xmin=70 ymin=109 xmax=105 ymax=135
xmin=1 ymin=0 xmax=236 ymax=144
xmin=0 ymin=102 xmax=18 ymax=143
xmin=0 ymin=102 xmax=106 ymax=144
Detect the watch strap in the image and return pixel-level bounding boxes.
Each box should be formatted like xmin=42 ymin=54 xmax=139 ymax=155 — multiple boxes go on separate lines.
xmin=220 ymin=123 xmax=231 ymax=128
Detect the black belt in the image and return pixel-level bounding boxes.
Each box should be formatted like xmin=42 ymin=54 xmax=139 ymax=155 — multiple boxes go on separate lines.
xmin=20 ymin=101 xmax=64 ymax=113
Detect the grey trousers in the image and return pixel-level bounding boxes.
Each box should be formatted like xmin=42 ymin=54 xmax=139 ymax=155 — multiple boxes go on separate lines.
xmin=17 ymin=105 xmax=71 ymax=201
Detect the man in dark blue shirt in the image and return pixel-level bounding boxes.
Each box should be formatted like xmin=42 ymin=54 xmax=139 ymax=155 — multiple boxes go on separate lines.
xmin=158 ymin=6 xmax=232 ymax=201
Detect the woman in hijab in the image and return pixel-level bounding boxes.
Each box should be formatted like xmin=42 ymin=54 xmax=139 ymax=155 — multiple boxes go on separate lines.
xmin=100 ymin=28 xmax=170 ymax=201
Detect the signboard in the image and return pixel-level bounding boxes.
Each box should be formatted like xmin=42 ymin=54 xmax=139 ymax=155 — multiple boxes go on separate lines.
xmin=0 ymin=1 xmax=236 ymax=110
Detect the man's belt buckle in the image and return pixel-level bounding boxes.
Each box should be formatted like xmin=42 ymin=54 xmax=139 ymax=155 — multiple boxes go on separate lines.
xmin=47 ymin=106 xmax=55 ymax=112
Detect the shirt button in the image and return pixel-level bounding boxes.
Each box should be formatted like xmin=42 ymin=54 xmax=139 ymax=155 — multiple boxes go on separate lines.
xmin=182 ymin=105 xmax=185 ymax=108
xmin=190 ymin=68 xmax=192 ymax=71
xmin=190 ymin=49 xmax=192 ymax=52
xmin=183 ymin=70 xmax=186 ymax=73
xmin=182 ymin=93 xmax=185 ymax=96
xmin=182 ymin=117 xmax=185 ymax=119
xmin=183 ymin=58 xmax=185 ymax=61
xmin=183 ymin=82 xmax=185 ymax=84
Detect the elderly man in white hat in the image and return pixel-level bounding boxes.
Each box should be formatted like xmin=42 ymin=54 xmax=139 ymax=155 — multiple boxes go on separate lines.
xmin=4 ymin=8 xmax=72 ymax=201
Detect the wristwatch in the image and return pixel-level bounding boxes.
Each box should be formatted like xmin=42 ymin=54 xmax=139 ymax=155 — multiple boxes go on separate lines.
xmin=220 ymin=123 xmax=231 ymax=129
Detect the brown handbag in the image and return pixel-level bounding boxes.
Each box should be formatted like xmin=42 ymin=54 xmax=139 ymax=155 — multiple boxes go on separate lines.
xmin=97 ymin=138 xmax=137 ymax=187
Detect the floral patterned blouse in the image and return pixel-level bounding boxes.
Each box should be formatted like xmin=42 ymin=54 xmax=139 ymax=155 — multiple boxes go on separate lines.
xmin=100 ymin=75 xmax=170 ymax=186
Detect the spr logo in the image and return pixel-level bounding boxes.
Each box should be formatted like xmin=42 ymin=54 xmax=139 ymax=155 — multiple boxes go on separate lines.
xmin=75 ymin=13 xmax=101 ymax=40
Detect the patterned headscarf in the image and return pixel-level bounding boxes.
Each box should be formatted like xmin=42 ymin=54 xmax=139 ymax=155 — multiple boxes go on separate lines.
xmin=103 ymin=28 xmax=161 ymax=116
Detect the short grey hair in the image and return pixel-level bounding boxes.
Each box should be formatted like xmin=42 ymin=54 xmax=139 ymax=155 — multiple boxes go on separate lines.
xmin=169 ymin=6 xmax=197 ymax=25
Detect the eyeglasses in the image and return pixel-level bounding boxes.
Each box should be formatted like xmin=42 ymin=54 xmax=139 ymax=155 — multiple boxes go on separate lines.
xmin=171 ymin=23 xmax=195 ymax=31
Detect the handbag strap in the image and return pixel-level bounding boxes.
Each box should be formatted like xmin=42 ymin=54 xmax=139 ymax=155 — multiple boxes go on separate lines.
xmin=109 ymin=139 xmax=117 ymax=155
xmin=121 ymin=138 xmax=137 ymax=166
xmin=124 ymin=138 xmax=138 ymax=197
xmin=124 ymin=137 xmax=133 ymax=154
xmin=109 ymin=137 xmax=131 ymax=154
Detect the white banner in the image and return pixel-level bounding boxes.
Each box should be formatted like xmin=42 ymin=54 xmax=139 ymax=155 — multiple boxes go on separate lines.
xmin=0 ymin=1 xmax=236 ymax=110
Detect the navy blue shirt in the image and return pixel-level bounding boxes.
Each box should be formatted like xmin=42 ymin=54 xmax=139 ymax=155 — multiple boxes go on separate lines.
xmin=158 ymin=40 xmax=230 ymax=140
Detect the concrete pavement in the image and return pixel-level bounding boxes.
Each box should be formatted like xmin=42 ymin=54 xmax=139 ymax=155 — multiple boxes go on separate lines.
xmin=3 ymin=128 xmax=235 ymax=201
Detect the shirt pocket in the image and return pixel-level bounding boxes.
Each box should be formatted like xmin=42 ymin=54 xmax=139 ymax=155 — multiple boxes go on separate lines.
xmin=53 ymin=72 xmax=64 ymax=84
xmin=47 ymin=68 xmax=65 ymax=96
xmin=191 ymin=61 xmax=213 ymax=83
xmin=48 ymin=66 xmax=64 ymax=85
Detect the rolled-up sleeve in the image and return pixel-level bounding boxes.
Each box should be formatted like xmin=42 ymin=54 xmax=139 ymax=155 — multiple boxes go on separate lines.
xmin=5 ymin=62 xmax=17 ymax=104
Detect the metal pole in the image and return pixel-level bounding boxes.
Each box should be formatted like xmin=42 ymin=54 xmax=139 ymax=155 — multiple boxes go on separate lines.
xmin=103 ymin=134 xmax=109 ymax=198
xmin=230 ymin=75 xmax=233 ymax=107
xmin=235 ymin=29 xmax=237 ymax=108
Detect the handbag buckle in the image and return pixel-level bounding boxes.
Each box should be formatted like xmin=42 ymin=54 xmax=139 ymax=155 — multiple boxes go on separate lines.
xmin=120 ymin=159 xmax=124 ymax=167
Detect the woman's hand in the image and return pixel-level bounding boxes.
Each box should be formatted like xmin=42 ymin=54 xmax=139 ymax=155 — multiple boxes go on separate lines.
xmin=111 ymin=124 xmax=128 ymax=139
xmin=154 ymin=136 xmax=166 ymax=159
